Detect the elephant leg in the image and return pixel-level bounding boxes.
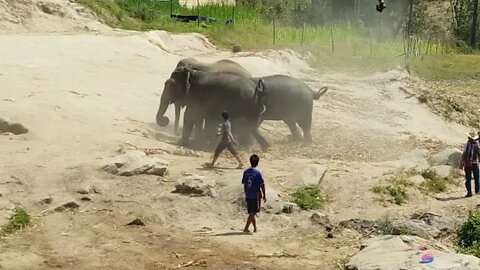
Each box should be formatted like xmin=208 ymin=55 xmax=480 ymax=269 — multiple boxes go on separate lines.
xmin=234 ymin=118 xmax=252 ymax=148
xmin=179 ymin=106 xmax=196 ymax=146
xmin=250 ymin=122 xmax=270 ymax=151
xmin=298 ymin=116 xmax=313 ymax=145
xmin=284 ymin=120 xmax=302 ymax=141
xmin=174 ymin=103 xmax=181 ymax=136
xmin=192 ymin=117 xmax=204 ymax=142
xmin=204 ymin=118 xmax=217 ymax=149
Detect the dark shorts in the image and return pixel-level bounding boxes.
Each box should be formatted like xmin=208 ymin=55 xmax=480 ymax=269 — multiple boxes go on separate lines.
xmin=214 ymin=141 xmax=238 ymax=156
xmin=246 ymin=199 xmax=261 ymax=214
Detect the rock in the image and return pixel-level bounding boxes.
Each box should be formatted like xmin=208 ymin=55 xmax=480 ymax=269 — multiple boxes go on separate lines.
xmin=54 ymin=201 xmax=79 ymax=212
xmin=102 ymin=151 xmax=168 ymax=177
xmin=392 ymin=219 xmax=441 ymax=240
xmin=397 ymin=149 xmax=429 ymax=171
xmin=431 ymin=148 xmax=462 ymax=167
xmin=311 ymin=212 xmax=330 ymax=226
xmin=40 ymin=197 xmax=53 ymax=205
xmin=126 ymin=218 xmax=145 ymax=226
xmin=411 ymin=212 xmax=456 ymax=237
xmin=282 ymin=202 xmax=298 ymax=214
xmin=284 ymin=164 xmax=327 ymax=189
xmin=408 ymin=174 xmax=426 ymax=185
xmin=430 ymin=165 xmax=454 ymax=180
xmin=174 ymin=175 xmax=217 ymax=197
xmin=102 ymin=163 xmax=119 ymax=174
xmin=300 ymin=164 xmax=327 ymax=187
xmin=77 ymin=189 xmax=89 ymax=195
xmin=326 ymin=232 xmax=334 ymax=238
xmin=80 ymin=196 xmax=92 ymax=201
xmin=89 ymin=185 xmax=102 ymax=194
xmin=339 ymin=219 xmax=390 ymax=236
xmin=261 ymin=188 xmax=284 ymax=214
xmin=345 ymin=235 xmax=480 ymax=270
xmin=0 ymin=118 xmax=29 ymax=135
xmin=232 ymin=45 xmax=242 ymax=53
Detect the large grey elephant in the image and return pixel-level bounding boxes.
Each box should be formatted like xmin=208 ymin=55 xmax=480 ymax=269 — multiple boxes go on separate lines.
xmin=164 ymin=66 xmax=270 ymax=150
xmin=156 ymin=58 xmax=252 ymax=136
xmin=253 ymin=75 xmax=328 ymax=144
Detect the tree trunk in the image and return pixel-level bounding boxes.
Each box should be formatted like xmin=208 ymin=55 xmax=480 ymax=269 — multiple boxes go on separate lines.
xmin=471 ymin=0 xmax=479 ymax=49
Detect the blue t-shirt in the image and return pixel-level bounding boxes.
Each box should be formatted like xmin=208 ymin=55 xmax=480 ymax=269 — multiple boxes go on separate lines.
xmin=242 ymin=167 xmax=264 ymax=200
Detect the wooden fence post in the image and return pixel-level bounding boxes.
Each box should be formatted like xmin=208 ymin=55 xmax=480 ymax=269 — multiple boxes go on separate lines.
xmin=273 ymin=17 xmax=276 ymax=45
xmin=330 ymin=27 xmax=334 ymax=53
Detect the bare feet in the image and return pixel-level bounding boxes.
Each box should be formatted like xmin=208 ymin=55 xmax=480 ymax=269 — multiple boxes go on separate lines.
xmin=205 ymin=163 xmax=214 ymax=168
xmin=243 ymin=229 xmax=252 ymax=235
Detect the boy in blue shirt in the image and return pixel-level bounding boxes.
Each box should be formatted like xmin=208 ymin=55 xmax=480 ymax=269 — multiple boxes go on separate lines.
xmin=242 ymin=154 xmax=266 ymax=234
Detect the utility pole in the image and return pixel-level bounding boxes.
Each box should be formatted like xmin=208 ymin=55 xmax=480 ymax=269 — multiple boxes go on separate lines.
xmin=471 ymin=0 xmax=479 ymax=49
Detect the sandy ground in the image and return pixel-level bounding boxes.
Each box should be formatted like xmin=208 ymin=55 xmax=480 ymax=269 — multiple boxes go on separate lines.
xmin=0 ymin=1 xmax=478 ymax=269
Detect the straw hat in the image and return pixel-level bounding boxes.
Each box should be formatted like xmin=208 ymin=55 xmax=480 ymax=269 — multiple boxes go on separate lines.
xmin=466 ymin=130 xmax=479 ymax=140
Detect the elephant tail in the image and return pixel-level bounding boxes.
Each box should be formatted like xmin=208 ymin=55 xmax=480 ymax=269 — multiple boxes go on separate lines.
xmin=313 ymin=86 xmax=328 ymax=100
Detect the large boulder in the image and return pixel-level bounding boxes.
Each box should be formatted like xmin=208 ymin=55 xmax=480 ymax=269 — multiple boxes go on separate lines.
xmin=392 ymin=220 xmax=441 ymax=240
xmin=102 ymin=150 xmax=168 ymax=176
xmin=430 ymin=148 xmax=463 ymax=167
xmin=174 ymin=175 xmax=217 ymax=197
xmin=345 ymin=235 xmax=480 ymax=270
xmin=397 ymin=149 xmax=430 ymax=171
xmin=429 ymin=165 xmax=454 ymax=180
xmin=408 ymin=175 xmax=426 ymax=185
xmin=283 ymin=164 xmax=327 ymax=189
xmin=410 ymin=212 xmax=456 ymax=237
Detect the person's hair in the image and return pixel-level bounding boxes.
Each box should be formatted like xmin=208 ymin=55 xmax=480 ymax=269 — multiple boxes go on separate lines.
xmin=222 ymin=111 xmax=229 ymax=120
xmin=249 ymin=154 xmax=260 ymax=167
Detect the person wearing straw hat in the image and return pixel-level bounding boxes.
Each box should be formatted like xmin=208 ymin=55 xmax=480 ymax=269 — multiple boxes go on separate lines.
xmin=460 ymin=130 xmax=480 ymax=197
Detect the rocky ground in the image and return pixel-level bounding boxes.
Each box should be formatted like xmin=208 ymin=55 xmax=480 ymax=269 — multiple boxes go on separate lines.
xmin=1 ymin=1 xmax=480 ymax=270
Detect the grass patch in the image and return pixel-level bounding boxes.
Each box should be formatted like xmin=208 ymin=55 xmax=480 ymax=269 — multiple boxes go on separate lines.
xmin=372 ymin=185 xmax=408 ymax=205
xmin=291 ymin=187 xmax=324 ymax=210
xmin=1 ymin=208 xmax=31 ymax=236
xmin=371 ymin=173 xmax=414 ymax=205
xmin=420 ymin=168 xmax=449 ymax=194
xmin=409 ymin=54 xmax=480 ymax=80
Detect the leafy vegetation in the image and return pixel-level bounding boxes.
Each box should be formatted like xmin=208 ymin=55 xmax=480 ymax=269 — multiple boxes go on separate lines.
xmin=420 ymin=168 xmax=449 ymax=194
xmin=457 ymin=210 xmax=480 ymax=258
xmin=1 ymin=208 xmax=31 ymax=236
xmin=291 ymin=187 xmax=324 ymax=210
xmin=372 ymin=185 xmax=409 ymax=205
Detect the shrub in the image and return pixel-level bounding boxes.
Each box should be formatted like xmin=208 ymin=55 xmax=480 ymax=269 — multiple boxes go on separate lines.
xmin=291 ymin=187 xmax=324 ymax=210
xmin=420 ymin=169 xmax=449 ymax=193
xmin=457 ymin=210 xmax=480 ymax=258
xmin=372 ymin=185 xmax=408 ymax=205
xmin=1 ymin=208 xmax=31 ymax=236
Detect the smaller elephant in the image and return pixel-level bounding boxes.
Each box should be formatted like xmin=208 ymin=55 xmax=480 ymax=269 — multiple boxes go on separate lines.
xmin=253 ymin=75 xmax=328 ymax=143
xmin=156 ymin=58 xmax=252 ymax=136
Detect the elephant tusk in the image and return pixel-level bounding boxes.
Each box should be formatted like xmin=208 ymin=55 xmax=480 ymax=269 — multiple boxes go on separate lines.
xmin=259 ymin=105 xmax=267 ymax=115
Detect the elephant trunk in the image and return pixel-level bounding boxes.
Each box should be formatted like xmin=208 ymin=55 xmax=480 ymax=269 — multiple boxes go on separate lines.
xmin=156 ymin=94 xmax=170 ymax=127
